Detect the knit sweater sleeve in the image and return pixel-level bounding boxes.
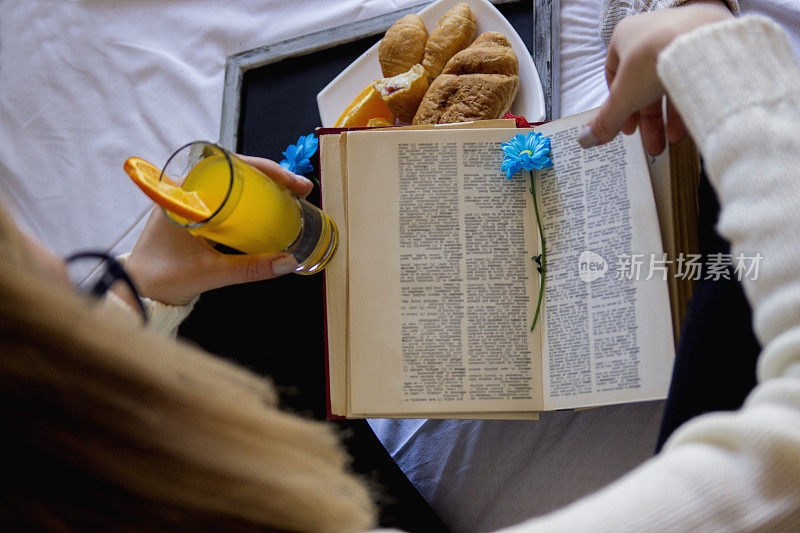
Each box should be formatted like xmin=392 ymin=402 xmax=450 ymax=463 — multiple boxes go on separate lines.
xmin=497 ymin=16 xmax=800 ymax=532
xmin=600 ymin=0 xmax=740 ymax=46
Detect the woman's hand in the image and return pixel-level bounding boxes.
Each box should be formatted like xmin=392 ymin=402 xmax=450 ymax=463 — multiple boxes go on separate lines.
xmin=124 ymin=156 xmax=314 ymax=306
xmin=579 ymin=1 xmax=732 ymax=155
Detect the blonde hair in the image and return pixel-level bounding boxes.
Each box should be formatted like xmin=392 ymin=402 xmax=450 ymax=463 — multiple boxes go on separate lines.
xmin=0 ymin=207 xmax=376 ymax=531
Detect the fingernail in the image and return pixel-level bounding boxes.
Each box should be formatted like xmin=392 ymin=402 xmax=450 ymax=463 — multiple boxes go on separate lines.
xmin=289 ymin=172 xmax=310 ymax=188
xmin=272 ymin=255 xmax=298 ymax=276
xmin=577 ymin=126 xmax=599 ymax=148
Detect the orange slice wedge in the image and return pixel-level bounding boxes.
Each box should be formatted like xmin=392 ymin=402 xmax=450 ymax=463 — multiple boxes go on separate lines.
xmin=334 ymin=83 xmax=395 ymax=127
xmin=123 ymin=157 xmax=211 ymax=223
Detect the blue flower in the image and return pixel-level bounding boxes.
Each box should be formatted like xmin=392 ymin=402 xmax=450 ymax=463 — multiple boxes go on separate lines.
xmin=500 ymin=132 xmax=553 ymax=180
xmin=280 ymin=133 xmax=318 ymax=175
xmin=499 ymin=131 xmax=553 ymax=333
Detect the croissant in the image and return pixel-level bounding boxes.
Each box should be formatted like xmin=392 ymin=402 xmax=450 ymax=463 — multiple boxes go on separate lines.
xmin=413 ymin=31 xmax=521 ymax=125
xmin=412 ymin=74 xmax=519 ymax=125
xmin=421 ymin=3 xmax=476 ymax=82
xmin=379 ymin=14 xmax=428 ymax=78
xmin=442 ymin=32 xmax=519 ymax=76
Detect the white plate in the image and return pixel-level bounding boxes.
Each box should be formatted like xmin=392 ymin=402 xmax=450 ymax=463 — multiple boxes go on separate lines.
xmin=317 ymin=0 xmax=545 ymax=127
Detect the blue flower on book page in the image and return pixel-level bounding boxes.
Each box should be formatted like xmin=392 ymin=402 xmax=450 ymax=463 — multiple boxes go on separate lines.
xmin=499 ymin=131 xmax=552 ymax=333
xmin=500 ymin=132 xmax=553 ymax=180
xmin=280 ymin=133 xmax=318 ymax=175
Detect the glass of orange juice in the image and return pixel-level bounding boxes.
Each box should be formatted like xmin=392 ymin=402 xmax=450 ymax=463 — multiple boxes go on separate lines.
xmin=160 ymin=141 xmax=337 ymax=275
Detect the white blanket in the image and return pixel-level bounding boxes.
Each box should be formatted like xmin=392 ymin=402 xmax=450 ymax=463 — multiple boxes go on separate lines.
xmin=0 ymin=0 xmax=422 ymax=256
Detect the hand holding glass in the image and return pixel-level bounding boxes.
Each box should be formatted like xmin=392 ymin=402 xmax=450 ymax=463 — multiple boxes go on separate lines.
xmin=161 ymin=141 xmax=338 ymax=275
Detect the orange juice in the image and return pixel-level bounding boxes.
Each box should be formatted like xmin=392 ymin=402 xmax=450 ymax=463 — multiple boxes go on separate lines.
xmin=160 ymin=141 xmax=338 ymax=275
xmin=181 ymin=154 xmax=302 ymax=254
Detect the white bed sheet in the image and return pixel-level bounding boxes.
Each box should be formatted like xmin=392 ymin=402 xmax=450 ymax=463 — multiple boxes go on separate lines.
xmin=0 ymin=0 xmax=422 ymax=257
xmin=3 ymin=0 xmax=798 ymax=531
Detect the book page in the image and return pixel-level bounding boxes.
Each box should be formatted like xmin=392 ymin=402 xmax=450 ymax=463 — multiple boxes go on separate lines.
xmin=535 ymin=111 xmax=675 ymax=410
xmin=649 ymin=145 xmax=684 ymax=344
xmin=320 ymin=133 xmax=349 ymax=416
xmin=650 ymin=149 xmax=673 ymax=265
xmin=322 ymin=122 xmax=519 ymax=418
xmin=346 ymin=128 xmax=544 ymax=416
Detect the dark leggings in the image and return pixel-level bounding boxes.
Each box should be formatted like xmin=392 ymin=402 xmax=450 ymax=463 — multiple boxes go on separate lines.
xmin=656 ymin=167 xmax=761 ymax=451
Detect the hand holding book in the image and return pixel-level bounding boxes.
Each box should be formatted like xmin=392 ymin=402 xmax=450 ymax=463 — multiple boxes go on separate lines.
xmin=579 ymin=1 xmax=733 ymax=155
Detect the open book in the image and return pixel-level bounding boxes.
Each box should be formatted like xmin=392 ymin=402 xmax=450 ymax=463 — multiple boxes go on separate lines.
xmin=320 ymin=110 xmax=677 ymax=419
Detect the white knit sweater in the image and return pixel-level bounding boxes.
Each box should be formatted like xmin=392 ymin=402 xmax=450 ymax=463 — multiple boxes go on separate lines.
xmin=500 ymin=16 xmax=800 ymax=532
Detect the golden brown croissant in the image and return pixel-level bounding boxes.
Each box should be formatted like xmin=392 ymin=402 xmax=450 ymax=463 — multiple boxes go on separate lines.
xmin=373 ymin=64 xmax=429 ymax=124
xmin=421 ymin=3 xmax=477 ymax=82
xmin=412 ymin=74 xmax=519 ymax=124
xmin=413 ymin=31 xmax=521 ymax=125
xmin=442 ymin=31 xmax=519 ymax=76
xmin=379 ymin=14 xmax=428 ymax=78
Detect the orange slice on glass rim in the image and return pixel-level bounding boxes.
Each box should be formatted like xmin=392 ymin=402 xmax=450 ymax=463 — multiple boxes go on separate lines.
xmin=123 ymin=157 xmax=211 ymax=223
xmin=334 ymin=83 xmax=395 ymax=127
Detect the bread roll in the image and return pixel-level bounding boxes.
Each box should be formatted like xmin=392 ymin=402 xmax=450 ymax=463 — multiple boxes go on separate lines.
xmin=442 ymin=31 xmax=519 ymax=76
xmin=413 ymin=32 xmax=521 ymax=125
xmin=379 ymin=14 xmax=428 ymax=78
xmin=412 ymin=73 xmax=519 ymax=125
xmin=421 ymin=3 xmax=476 ymax=81
xmin=373 ymin=64 xmax=429 ymax=124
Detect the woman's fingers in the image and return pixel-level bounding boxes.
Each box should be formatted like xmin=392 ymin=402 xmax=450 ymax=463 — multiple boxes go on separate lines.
xmin=640 ymin=100 xmax=667 ymax=155
xmin=585 ymin=55 xmax=654 ymax=145
xmin=212 ymin=252 xmax=299 ymax=287
xmin=622 ymin=113 xmax=639 ymax=136
xmin=580 ymin=4 xmax=732 ymax=151
xmin=236 ymin=155 xmax=314 ymax=198
xmin=666 ymin=97 xmax=689 ymax=143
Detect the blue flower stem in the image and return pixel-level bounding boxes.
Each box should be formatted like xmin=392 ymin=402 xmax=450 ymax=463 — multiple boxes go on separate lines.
xmin=529 ymin=170 xmax=546 ymax=333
